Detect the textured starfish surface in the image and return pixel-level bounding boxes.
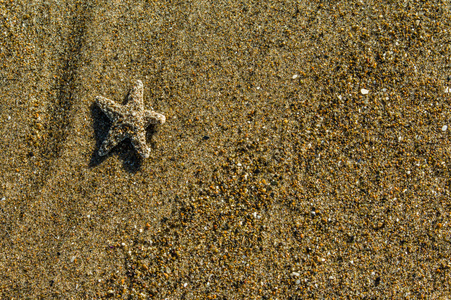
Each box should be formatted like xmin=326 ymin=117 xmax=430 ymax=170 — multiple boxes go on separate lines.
xmin=96 ymin=80 xmax=166 ymax=158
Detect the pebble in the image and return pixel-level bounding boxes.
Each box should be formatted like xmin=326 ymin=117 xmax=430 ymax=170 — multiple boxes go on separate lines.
xmin=292 ymin=74 xmax=299 ymax=79
xmin=361 ymin=88 xmax=369 ymax=95
xmin=442 ymin=125 xmax=447 ymax=132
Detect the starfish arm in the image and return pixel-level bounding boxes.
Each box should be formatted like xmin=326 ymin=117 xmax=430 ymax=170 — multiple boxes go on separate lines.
xmin=127 ymin=80 xmax=144 ymax=110
xmin=130 ymin=130 xmax=151 ymax=159
xmin=98 ymin=123 xmax=128 ymax=156
xmin=143 ymin=110 xmax=166 ymax=126
xmin=96 ymin=96 xmax=123 ymax=121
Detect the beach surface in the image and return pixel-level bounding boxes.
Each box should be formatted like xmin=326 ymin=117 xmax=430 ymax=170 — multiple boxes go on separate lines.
xmin=1 ymin=0 xmax=451 ymax=298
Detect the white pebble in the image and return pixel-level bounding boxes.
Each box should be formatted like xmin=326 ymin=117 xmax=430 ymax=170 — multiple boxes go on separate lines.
xmin=442 ymin=125 xmax=448 ymax=132
xmin=361 ymin=88 xmax=369 ymax=95
xmin=70 ymin=256 xmax=76 ymax=263
xmin=292 ymin=74 xmax=299 ymax=79
xmin=291 ymin=272 xmax=300 ymax=276
xmin=445 ymin=87 xmax=449 ymax=93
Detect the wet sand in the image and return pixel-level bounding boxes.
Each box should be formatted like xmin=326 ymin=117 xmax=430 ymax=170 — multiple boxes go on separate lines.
xmin=1 ymin=0 xmax=451 ymax=298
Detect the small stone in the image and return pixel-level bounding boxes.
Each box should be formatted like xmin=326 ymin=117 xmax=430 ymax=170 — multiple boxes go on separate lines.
xmin=442 ymin=125 xmax=448 ymax=132
xmin=361 ymin=88 xmax=369 ymax=95
xmin=292 ymin=74 xmax=299 ymax=79
xmin=445 ymin=87 xmax=449 ymax=93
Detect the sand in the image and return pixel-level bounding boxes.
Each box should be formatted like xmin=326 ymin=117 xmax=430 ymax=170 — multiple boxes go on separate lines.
xmin=1 ymin=0 xmax=451 ymax=298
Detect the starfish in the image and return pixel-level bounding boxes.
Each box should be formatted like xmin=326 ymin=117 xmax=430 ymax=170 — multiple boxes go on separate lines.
xmin=96 ymin=80 xmax=166 ymax=158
